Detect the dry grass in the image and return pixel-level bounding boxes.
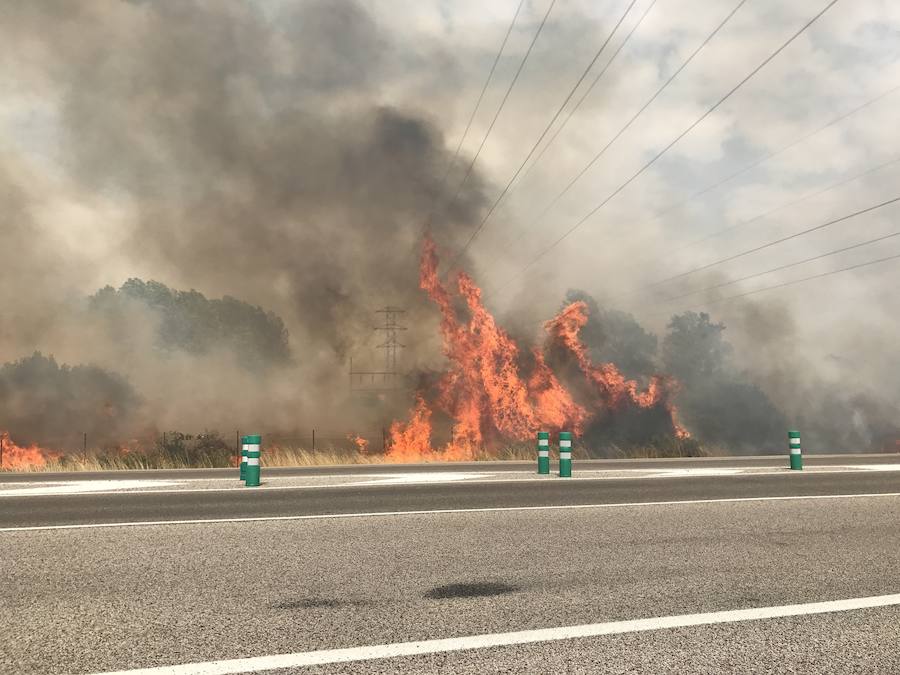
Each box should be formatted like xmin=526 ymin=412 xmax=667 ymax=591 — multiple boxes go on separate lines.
xmin=605 ymin=442 xmax=723 ymax=459
xmin=1 ymin=439 xmax=714 ymax=472
xmin=1 ymin=444 xmax=536 ymax=472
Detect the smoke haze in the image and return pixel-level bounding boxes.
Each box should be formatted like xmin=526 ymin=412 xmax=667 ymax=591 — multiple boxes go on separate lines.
xmin=0 ymin=0 xmax=897 ymax=452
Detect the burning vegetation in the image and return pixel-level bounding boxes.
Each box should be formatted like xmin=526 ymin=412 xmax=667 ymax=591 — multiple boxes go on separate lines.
xmin=385 ymin=238 xmax=687 ymax=461
xmin=0 ymin=431 xmax=60 ymax=471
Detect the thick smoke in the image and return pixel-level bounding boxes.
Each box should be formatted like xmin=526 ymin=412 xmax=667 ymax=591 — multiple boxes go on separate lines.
xmin=1 ymin=1 xmax=896 ymax=453
xmin=0 ymin=0 xmax=487 ymax=439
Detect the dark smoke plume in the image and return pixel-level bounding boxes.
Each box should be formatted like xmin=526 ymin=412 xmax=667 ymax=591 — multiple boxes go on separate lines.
xmin=0 ymin=0 xmax=488 ymax=437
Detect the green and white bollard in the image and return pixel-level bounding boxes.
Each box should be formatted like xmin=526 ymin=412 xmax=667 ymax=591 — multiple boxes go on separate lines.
xmin=789 ymin=430 xmax=802 ymax=470
xmin=537 ymin=431 xmax=550 ymax=475
xmin=559 ymin=431 xmax=572 ymax=478
xmin=239 ymin=436 xmax=249 ymax=481
xmin=245 ymin=434 xmax=261 ymax=487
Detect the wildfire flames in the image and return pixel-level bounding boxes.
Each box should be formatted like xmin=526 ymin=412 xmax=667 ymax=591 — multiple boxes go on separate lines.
xmin=348 ymin=434 xmax=370 ymax=454
xmin=0 ymin=431 xmax=59 ymax=470
xmin=386 ymin=237 xmax=687 ymax=461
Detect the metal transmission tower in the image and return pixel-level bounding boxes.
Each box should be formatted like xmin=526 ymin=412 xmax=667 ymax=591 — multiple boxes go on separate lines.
xmin=375 ymin=306 xmax=406 ymax=373
xmin=349 ymin=306 xmax=407 ymax=393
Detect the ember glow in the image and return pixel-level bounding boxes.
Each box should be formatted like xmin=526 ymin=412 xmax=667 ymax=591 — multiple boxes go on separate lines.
xmin=386 ymin=238 xmax=687 ymax=461
xmin=0 ymin=431 xmax=59 ymax=470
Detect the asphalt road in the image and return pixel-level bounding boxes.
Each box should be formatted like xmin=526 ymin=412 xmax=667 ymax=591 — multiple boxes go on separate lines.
xmin=1 ymin=467 xmax=899 ymax=529
xmin=2 ymin=451 xmax=898 ymax=483
xmin=2 ymin=459 xmax=899 ymax=674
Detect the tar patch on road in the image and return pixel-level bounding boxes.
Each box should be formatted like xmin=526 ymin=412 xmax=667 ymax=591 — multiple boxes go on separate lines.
xmin=425 ymin=582 xmax=519 ymax=600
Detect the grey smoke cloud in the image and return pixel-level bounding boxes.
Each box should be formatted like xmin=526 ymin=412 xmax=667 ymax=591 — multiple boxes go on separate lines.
xmin=0 ymin=0 xmax=897 ymax=450
xmin=0 ymin=0 xmax=488 ymax=437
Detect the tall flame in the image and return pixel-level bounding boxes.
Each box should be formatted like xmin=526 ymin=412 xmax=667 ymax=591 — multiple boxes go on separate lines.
xmin=386 ymin=238 xmax=688 ymax=461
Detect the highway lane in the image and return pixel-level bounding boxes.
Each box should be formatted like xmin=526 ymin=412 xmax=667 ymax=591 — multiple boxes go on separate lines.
xmin=2 ymin=452 xmax=898 ymax=483
xmin=2 ymin=485 xmax=899 ymax=673
xmin=2 ymin=469 xmax=900 ymax=529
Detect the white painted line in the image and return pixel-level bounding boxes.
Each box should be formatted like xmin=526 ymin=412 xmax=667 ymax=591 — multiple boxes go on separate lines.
xmin=90 ymin=593 xmax=900 ymax=674
xmin=650 ymin=468 xmax=743 ymax=478
xmin=845 ymin=464 xmax=900 ymax=471
xmin=341 ymin=472 xmax=491 ymax=486
xmin=2 ymin=491 xmax=899 ymax=533
xmin=0 ymin=480 xmax=178 ymax=496
xmin=1 ymin=465 xmax=897 ymax=498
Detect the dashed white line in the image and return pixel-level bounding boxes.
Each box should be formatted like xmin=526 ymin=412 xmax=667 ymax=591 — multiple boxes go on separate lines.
xmin=89 ymin=593 xmax=900 ymax=674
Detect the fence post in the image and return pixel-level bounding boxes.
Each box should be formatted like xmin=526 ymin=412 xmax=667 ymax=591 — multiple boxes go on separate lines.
xmin=537 ymin=431 xmax=550 ymax=474
xmin=312 ymin=428 xmax=316 ymax=452
xmin=559 ymin=431 xmax=572 ymax=478
xmin=245 ymin=435 xmax=261 ymax=487
xmin=789 ymin=430 xmax=802 ymax=470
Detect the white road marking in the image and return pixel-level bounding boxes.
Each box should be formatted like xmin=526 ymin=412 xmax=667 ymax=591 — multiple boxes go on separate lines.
xmin=649 ymin=468 xmax=743 ymax=477
xmin=2 ymin=491 xmax=899 ymax=533
xmin=341 ymin=472 xmax=491 ymax=486
xmin=845 ymin=464 xmax=900 ymax=471
xmin=89 ymin=593 xmax=900 ymax=674
xmin=1 ymin=464 xmax=899 ymax=498
xmin=0 ymin=480 xmax=177 ymax=496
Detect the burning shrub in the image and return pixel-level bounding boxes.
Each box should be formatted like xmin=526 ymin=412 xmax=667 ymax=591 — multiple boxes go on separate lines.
xmin=561 ymin=290 xmax=658 ymax=380
xmin=386 ymin=239 xmax=687 ymax=460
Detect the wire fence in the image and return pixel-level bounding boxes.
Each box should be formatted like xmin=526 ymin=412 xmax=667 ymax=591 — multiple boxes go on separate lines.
xmin=0 ymin=427 xmax=396 ymax=457
xmin=1 ymin=428 xmax=898 ymax=467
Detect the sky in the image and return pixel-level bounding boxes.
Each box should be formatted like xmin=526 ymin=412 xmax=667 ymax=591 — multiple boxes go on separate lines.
xmin=0 ymin=0 xmax=897 ymax=440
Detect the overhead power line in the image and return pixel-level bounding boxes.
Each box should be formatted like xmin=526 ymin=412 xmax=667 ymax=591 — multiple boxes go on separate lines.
xmin=423 ymin=0 xmax=527 ymax=232
xmin=440 ymin=0 xmax=558 ymax=223
xmin=491 ymin=0 xmax=841 ymax=298
xmin=670 ymin=154 xmax=900 ymax=254
xmin=652 ymin=229 xmax=900 ymax=305
xmin=652 ymin=249 xmax=900 ymax=317
xmin=647 ymin=81 xmax=900 ymax=223
xmin=611 ymin=153 xmax=900 ymax=298
xmin=445 ymin=0 xmax=646 ymax=270
xmin=643 ymin=195 xmax=900 ymax=289
xmin=562 ymin=80 xmax=900 ymax=268
xmin=515 ymin=0 xmax=660 ymax=192
xmin=505 ymin=0 xmax=749 ymax=251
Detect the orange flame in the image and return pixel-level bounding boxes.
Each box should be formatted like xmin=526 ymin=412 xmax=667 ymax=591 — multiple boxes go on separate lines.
xmin=348 ymin=434 xmax=370 ymax=454
xmin=0 ymin=431 xmax=61 ymax=470
xmin=545 ymin=301 xmax=689 ymax=439
xmin=389 ymin=237 xmax=690 ymax=461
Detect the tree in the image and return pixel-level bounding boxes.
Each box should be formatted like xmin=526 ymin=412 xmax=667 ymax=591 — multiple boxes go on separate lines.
xmin=562 ymin=289 xmax=658 ymax=379
xmin=662 ymin=311 xmax=786 ymax=453
xmin=661 ymin=311 xmax=730 ymax=381
xmin=89 ymin=279 xmax=292 ymax=368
